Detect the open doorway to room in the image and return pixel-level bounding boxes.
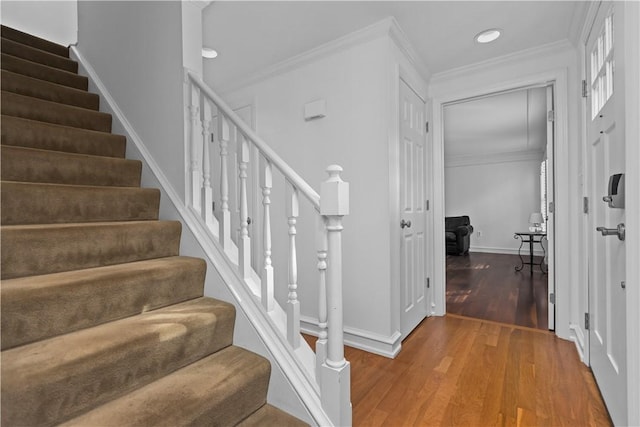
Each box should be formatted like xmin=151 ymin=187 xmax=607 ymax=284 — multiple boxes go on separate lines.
xmin=443 ymin=85 xmax=555 ymax=331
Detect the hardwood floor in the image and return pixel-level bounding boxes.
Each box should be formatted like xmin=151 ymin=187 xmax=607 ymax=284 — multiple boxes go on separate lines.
xmin=306 ymin=315 xmax=611 ymax=426
xmin=446 ymin=252 xmax=549 ymax=330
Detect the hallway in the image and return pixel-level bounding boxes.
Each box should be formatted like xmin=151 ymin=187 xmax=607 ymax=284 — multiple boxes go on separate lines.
xmin=344 ymin=315 xmax=610 ymax=426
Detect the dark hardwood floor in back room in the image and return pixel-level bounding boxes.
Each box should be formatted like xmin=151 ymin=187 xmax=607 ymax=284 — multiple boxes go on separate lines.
xmin=446 ymin=252 xmax=549 ymax=330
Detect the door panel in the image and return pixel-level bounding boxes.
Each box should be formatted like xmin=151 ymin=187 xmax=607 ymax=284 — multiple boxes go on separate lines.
xmin=400 ymin=79 xmax=428 ymax=338
xmin=586 ymin=2 xmax=627 ymax=425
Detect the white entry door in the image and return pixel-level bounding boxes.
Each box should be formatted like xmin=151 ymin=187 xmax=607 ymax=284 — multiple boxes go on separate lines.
xmin=399 ymin=79 xmax=428 ymax=338
xmin=586 ymin=2 xmax=627 ymax=425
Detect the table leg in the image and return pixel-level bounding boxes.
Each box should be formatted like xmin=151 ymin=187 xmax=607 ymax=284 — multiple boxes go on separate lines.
xmin=514 ymin=234 xmax=525 ymax=272
xmin=529 ymin=237 xmax=534 ymax=275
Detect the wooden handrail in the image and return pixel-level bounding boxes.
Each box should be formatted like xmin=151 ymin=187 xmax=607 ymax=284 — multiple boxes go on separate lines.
xmin=187 ymin=71 xmax=321 ymax=210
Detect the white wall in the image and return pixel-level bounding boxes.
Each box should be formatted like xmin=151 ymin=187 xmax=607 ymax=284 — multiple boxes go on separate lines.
xmin=206 ymin=21 xmax=428 ymax=356
xmin=215 ymin=35 xmax=394 ymax=346
xmin=445 ymin=158 xmax=542 ymax=254
xmin=76 ymin=0 xmax=185 ymax=199
xmin=1 ymin=0 xmax=77 ymax=46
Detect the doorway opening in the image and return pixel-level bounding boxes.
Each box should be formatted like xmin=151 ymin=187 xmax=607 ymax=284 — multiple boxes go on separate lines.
xmin=442 ymin=84 xmax=555 ymax=331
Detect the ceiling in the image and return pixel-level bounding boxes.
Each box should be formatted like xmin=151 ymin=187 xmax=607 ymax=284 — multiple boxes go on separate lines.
xmin=203 ymin=1 xmax=586 ymax=88
xmin=443 ymin=87 xmax=548 ymax=161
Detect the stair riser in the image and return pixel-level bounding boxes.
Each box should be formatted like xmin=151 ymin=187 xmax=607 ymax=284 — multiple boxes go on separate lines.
xmin=1 ymin=221 xmax=181 ymax=279
xmin=1 ymin=299 xmax=236 ymax=427
xmin=1 ymin=146 xmax=140 ymax=187
xmin=1 ymin=38 xmax=77 ymax=73
xmin=1 ymin=116 xmax=126 ymax=158
xmin=2 ymin=91 xmax=112 ymax=132
xmin=2 ymin=70 xmax=99 ymax=110
xmin=1 ymin=25 xmax=70 ymax=58
xmin=60 ymin=347 xmax=270 ymax=427
xmin=1 ymin=257 xmax=206 ymax=350
xmin=1 ymin=182 xmax=160 ymax=225
xmin=1 ymin=53 xmax=88 ymax=90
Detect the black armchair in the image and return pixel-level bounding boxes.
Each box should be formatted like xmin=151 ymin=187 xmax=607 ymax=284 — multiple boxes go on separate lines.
xmin=445 ymin=216 xmax=474 ymax=255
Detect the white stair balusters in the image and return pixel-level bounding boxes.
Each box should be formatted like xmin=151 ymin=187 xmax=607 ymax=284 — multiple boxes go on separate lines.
xmin=217 ymin=113 xmax=232 ymax=252
xmin=188 ymin=85 xmax=201 ymax=213
xmin=186 ymin=73 xmax=351 ymax=426
xmin=238 ymin=133 xmax=251 ymax=279
xmin=316 ymin=214 xmax=328 ymax=379
xmin=261 ymin=159 xmax=275 ymax=312
xmin=201 ymin=99 xmax=217 ymax=234
xmin=287 ymin=183 xmax=300 ymax=349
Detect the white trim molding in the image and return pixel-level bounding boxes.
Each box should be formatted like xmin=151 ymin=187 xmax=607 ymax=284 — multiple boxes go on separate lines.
xmin=431 ymin=39 xmax=574 ymax=84
xmin=221 ymin=16 xmax=428 ymax=94
xmin=301 ymin=316 xmax=402 ymax=359
xmin=445 ymin=149 xmax=544 ymax=168
xmin=469 ymin=247 xmax=545 ymax=257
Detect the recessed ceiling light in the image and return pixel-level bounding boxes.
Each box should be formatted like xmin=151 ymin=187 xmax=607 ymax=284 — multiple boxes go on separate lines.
xmin=202 ymin=47 xmax=218 ymax=59
xmin=475 ymin=29 xmax=501 ymax=44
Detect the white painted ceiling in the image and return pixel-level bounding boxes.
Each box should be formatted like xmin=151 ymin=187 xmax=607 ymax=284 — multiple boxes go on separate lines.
xmin=443 ymin=87 xmax=548 ymax=159
xmin=203 ymin=1 xmax=585 ymax=88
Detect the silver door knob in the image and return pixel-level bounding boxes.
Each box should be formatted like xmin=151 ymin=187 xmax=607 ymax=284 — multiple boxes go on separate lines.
xmin=401 ymin=219 xmax=412 ymax=229
xmin=596 ymin=223 xmax=625 ymax=241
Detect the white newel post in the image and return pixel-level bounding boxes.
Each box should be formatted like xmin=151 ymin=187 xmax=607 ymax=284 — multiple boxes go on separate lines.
xmin=287 ymin=183 xmax=300 ymax=349
xmin=320 ymin=165 xmax=352 ymax=427
xmin=201 ymin=98 xmax=216 ymax=232
xmin=217 ymin=113 xmax=232 ymax=251
xmin=189 ymin=84 xmax=201 ymax=212
xmin=238 ymin=133 xmax=251 ymax=279
xmin=261 ymin=160 xmax=275 ymax=311
xmin=316 ymin=214 xmax=329 ymax=379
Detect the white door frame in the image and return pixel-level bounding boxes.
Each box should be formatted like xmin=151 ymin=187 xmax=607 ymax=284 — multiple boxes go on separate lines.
xmin=579 ymin=2 xmax=640 ymax=424
xmin=431 ymin=68 xmax=569 ymax=339
xmin=622 ymin=4 xmax=640 ymax=425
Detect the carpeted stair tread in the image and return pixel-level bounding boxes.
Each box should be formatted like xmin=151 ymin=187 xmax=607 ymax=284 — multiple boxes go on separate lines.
xmin=1 ymin=220 xmax=182 ymax=279
xmin=1 ymin=145 xmax=141 ymax=186
xmin=1 ymin=53 xmax=88 ymax=90
xmin=1 ymin=115 xmax=126 ymax=157
xmin=1 ymin=91 xmax=112 ymax=132
xmin=1 ymin=256 xmax=206 ymax=350
xmin=1 ymin=37 xmax=77 ymax=73
xmin=238 ymin=404 xmax=309 ymax=427
xmin=60 ymin=346 xmax=270 ymax=427
xmin=1 ymin=297 xmax=236 ymax=427
xmin=1 ymin=181 xmax=160 ymax=225
xmin=2 ymin=69 xmax=99 ymax=110
xmin=1 ymin=25 xmax=69 ymax=58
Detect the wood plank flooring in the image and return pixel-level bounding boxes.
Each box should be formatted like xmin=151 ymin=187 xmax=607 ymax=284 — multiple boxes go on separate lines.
xmin=307 ymin=315 xmax=611 ymax=426
xmin=446 ymin=252 xmax=549 ymax=330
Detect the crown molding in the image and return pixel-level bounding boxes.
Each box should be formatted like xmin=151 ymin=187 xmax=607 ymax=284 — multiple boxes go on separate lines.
xmin=431 ymin=39 xmax=575 ymax=84
xmin=220 ymin=16 xmax=425 ymax=94
xmin=445 ymin=149 xmax=544 ymax=168
xmin=387 ymin=16 xmax=431 ymax=80
xmin=569 ymin=2 xmax=590 ymax=47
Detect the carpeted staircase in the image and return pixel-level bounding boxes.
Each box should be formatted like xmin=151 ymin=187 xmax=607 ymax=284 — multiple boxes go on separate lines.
xmin=0 ymin=25 xmax=307 ymax=427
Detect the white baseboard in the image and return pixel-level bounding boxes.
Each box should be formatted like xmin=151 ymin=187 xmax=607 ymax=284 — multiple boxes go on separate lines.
xmin=469 ymin=246 xmax=545 ymax=257
xmin=301 ymin=316 xmax=402 ymax=359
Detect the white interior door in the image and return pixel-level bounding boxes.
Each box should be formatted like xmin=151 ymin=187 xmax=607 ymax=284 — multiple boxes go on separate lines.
xmin=545 ymin=85 xmax=556 ymax=330
xmin=400 ymin=78 xmax=428 ymax=338
xmin=586 ymin=2 xmax=627 ymax=425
